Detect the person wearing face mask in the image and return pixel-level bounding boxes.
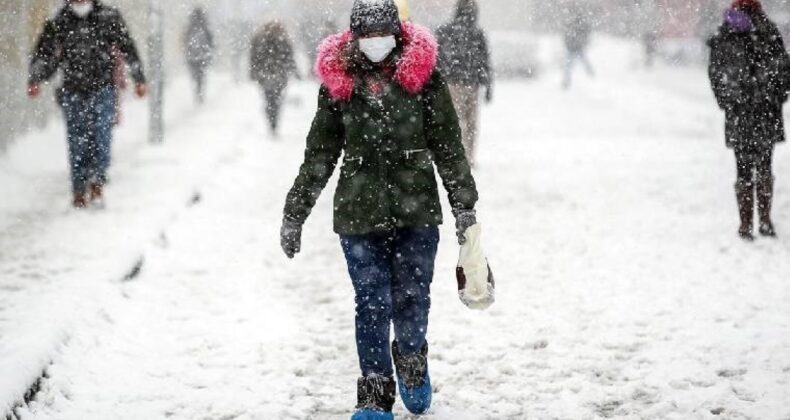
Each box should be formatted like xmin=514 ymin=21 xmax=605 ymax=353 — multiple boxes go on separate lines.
xmin=280 ymin=0 xmax=479 ymax=418
xmin=28 ymin=0 xmax=146 ymax=209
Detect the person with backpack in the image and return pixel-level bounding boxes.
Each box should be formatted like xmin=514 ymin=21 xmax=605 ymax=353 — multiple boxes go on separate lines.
xmin=708 ymin=0 xmax=789 ymax=240
xmin=280 ymin=0 xmax=479 ymax=418
xmin=184 ymin=7 xmax=214 ymax=104
xmin=436 ymin=0 xmax=492 ymax=167
xmin=28 ymin=0 xmax=146 ymax=208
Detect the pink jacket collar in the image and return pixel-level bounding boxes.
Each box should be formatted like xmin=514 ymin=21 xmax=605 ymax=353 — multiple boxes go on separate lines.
xmin=315 ymin=21 xmax=438 ymax=102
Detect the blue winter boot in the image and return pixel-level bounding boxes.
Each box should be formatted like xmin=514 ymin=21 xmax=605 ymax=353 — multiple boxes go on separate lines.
xmin=392 ymin=341 xmax=432 ymax=415
xmin=351 ymin=374 xmax=396 ymax=420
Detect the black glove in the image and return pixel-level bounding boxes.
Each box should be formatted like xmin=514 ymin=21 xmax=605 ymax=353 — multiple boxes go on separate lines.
xmin=453 ymin=209 xmax=477 ymax=245
xmin=485 ymin=86 xmax=493 ymax=104
xmin=280 ymin=219 xmax=302 ymax=259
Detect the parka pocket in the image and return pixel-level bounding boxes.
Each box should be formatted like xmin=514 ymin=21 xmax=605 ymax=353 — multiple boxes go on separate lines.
xmin=402 ymin=149 xmax=433 ymax=170
xmin=340 ymin=155 xmax=365 ymax=179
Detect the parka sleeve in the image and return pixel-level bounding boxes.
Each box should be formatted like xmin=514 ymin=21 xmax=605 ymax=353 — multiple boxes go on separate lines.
xmin=108 ymin=11 xmax=146 ymax=84
xmin=708 ymin=36 xmax=736 ymax=110
xmin=29 ymin=20 xmax=61 ymax=85
xmin=423 ymin=72 xmax=479 ymax=212
xmin=283 ymin=87 xmax=345 ymax=224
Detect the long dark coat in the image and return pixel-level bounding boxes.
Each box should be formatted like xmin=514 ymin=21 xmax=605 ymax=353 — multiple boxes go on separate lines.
xmin=29 ymin=1 xmax=145 ymax=94
xmin=708 ymin=11 xmax=790 ymax=148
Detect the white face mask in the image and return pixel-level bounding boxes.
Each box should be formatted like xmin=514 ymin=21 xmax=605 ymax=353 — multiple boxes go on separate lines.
xmin=70 ymin=2 xmax=94 ymax=18
xmin=359 ymin=36 xmax=397 ymax=63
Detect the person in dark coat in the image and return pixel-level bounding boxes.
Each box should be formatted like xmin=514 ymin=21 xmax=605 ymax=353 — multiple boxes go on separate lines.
xmin=250 ymin=21 xmax=298 ymax=137
xmin=27 ymin=0 xmax=146 ymax=208
xmin=563 ymin=3 xmax=595 ymax=89
xmin=436 ymin=0 xmax=492 ymax=166
xmin=280 ymin=1 xmax=479 ymax=418
xmin=708 ymin=0 xmax=789 ymax=240
xmin=184 ymin=8 xmax=214 ymax=104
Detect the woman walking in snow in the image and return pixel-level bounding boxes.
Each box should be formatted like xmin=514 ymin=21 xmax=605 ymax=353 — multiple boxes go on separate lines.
xmin=280 ymin=0 xmax=479 ymax=418
xmin=708 ymin=0 xmax=789 ymax=240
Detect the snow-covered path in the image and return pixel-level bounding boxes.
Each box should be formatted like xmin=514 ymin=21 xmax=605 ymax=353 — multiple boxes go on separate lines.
xmin=6 ymin=38 xmax=790 ymax=420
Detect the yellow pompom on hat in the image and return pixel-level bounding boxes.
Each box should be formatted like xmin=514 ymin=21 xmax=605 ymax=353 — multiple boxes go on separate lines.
xmin=395 ymin=0 xmax=411 ymax=20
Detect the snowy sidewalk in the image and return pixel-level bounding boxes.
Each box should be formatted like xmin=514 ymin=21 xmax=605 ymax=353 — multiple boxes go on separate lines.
xmin=0 ymin=75 xmax=283 ymax=416
xmin=5 ymin=38 xmax=790 ymax=420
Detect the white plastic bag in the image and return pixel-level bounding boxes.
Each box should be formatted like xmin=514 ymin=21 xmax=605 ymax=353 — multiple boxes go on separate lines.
xmin=456 ymin=223 xmax=495 ymax=310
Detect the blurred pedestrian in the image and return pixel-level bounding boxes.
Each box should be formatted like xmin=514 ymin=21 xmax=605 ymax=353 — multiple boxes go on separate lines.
xmin=250 ymin=21 xmax=298 ymax=137
xmin=395 ymin=0 xmax=411 ymax=20
xmin=111 ymin=46 xmax=128 ymax=126
xmin=184 ymin=8 xmax=214 ymax=104
xmin=563 ymin=3 xmax=595 ymax=89
xmin=637 ymin=0 xmax=660 ymax=68
xmin=280 ymin=0 xmax=479 ymax=418
xmin=27 ymin=0 xmax=146 ymax=208
xmin=304 ymin=18 xmax=339 ymax=76
xmin=708 ymin=0 xmax=790 ymax=240
xmin=436 ymin=0 xmax=492 ymax=167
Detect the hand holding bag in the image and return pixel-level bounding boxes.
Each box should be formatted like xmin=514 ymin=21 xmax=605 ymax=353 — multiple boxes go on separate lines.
xmin=456 ymin=224 xmax=495 ymax=310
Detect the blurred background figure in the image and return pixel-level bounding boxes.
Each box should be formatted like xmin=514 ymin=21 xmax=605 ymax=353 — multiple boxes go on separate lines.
xmin=636 ymin=0 xmax=660 ymax=68
xmin=562 ymin=2 xmax=594 ymax=89
xmin=111 ymin=46 xmax=128 ymax=126
xmin=250 ymin=21 xmax=299 ymax=138
xmin=302 ymin=18 xmax=338 ymax=77
xmin=27 ymin=0 xmax=146 ymax=209
xmin=708 ymin=0 xmax=790 ymax=240
xmin=436 ymin=0 xmax=492 ymax=167
xmin=395 ymin=0 xmax=411 ymax=20
xmin=228 ymin=20 xmax=254 ymax=84
xmin=184 ymin=7 xmax=214 ymax=104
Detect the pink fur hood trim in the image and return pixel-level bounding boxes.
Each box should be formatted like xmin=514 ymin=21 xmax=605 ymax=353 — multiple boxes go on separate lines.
xmin=314 ymin=21 xmax=438 ymax=101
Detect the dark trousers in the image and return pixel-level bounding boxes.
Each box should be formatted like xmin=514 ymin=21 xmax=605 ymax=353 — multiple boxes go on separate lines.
xmin=188 ymin=63 xmax=207 ymax=103
xmin=261 ymin=82 xmax=286 ymax=133
xmin=340 ymin=226 xmax=440 ymax=377
xmin=735 ymin=142 xmax=774 ymax=186
xmin=60 ymin=86 xmax=116 ymax=195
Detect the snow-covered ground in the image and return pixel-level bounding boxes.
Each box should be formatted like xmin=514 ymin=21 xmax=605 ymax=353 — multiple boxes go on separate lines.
xmin=3 ymin=36 xmax=790 ymax=420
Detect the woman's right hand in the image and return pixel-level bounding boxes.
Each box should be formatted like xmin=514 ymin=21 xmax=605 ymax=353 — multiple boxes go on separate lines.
xmin=280 ymin=220 xmax=303 ymax=259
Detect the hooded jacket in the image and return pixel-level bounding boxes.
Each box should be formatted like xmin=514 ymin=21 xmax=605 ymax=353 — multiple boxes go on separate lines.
xmin=708 ymin=9 xmax=790 ymax=147
xmin=283 ymin=22 xmax=478 ymax=235
xmin=29 ymin=1 xmax=145 ymax=94
xmin=435 ymin=0 xmax=492 ymax=87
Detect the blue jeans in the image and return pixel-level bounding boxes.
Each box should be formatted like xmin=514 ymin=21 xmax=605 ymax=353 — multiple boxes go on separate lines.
xmin=60 ymin=86 xmax=116 ymax=194
xmin=340 ymin=226 xmax=440 ymax=377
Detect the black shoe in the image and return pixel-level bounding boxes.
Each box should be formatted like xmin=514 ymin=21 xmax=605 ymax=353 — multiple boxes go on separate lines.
xmin=736 ymin=182 xmax=755 ymax=242
xmin=759 ymin=221 xmax=777 ymax=238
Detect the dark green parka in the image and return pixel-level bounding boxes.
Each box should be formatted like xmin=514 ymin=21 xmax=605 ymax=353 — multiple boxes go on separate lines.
xmin=284 ymin=22 xmax=478 ymax=235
